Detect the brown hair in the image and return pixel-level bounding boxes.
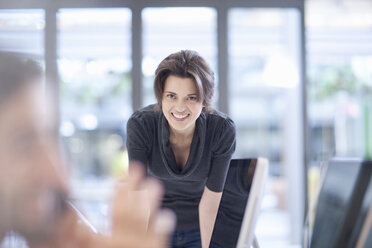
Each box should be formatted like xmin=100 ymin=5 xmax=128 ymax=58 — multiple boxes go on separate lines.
xmin=153 ymin=50 xmax=215 ymax=113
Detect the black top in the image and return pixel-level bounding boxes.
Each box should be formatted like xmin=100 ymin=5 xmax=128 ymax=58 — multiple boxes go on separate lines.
xmin=126 ymin=104 xmax=236 ymax=230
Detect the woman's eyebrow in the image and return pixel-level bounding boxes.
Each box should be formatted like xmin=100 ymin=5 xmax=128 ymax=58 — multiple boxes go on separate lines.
xmin=164 ymin=91 xmax=197 ymax=96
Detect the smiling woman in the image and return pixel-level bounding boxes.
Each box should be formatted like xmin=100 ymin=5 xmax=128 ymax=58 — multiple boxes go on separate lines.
xmin=126 ymin=50 xmax=236 ymax=248
xmin=162 ymin=76 xmax=203 ymax=137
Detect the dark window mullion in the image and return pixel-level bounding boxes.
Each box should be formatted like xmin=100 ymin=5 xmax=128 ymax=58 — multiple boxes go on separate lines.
xmin=44 ymin=3 xmax=59 ymax=122
xmin=217 ymin=3 xmax=228 ymax=114
xmin=131 ymin=5 xmax=143 ymax=111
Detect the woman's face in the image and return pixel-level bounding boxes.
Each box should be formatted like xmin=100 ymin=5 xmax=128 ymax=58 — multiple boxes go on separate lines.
xmin=162 ymin=75 xmax=203 ymax=135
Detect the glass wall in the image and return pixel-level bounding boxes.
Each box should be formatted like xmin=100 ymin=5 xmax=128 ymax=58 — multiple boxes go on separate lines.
xmin=57 ymin=8 xmax=132 ymax=232
xmin=142 ymin=7 xmax=217 ymax=107
xmin=306 ymin=0 xmax=372 ymax=206
xmin=0 ymin=2 xmax=309 ymax=246
xmin=58 ymin=8 xmax=131 ymax=179
xmin=0 ymin=9 xmax=44 ymax=57
xmin=228 ymin=8 xmax=303 ymax=246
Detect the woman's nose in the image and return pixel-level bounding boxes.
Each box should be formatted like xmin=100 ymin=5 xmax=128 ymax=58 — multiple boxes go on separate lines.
xmin=174 ymin=99 xmax=187 ymax=112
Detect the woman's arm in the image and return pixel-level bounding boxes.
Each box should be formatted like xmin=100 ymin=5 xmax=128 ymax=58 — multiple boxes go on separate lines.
xmin=199 ymin=186 xmax=222 ymax=248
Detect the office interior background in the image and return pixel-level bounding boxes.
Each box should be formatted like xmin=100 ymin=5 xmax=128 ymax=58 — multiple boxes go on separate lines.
xmin=0 ymin=0 xmax=371 ymax=247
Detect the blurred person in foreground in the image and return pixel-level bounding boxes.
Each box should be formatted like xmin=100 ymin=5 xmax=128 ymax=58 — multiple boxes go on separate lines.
xmin=0 ymin=52 xmax=175 ymax=248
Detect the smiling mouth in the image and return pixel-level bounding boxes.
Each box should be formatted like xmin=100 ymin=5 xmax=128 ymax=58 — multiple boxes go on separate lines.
xmin=172 ymin=113 xmax=190 ymax=121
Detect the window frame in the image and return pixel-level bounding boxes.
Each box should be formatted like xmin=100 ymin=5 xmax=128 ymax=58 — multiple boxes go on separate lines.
xmin=0 ymin=0 xmax=307 ymax=244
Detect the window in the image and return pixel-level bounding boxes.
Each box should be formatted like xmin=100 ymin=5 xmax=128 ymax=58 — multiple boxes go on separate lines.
xmin=0 ymin=9 xmax=44 ymax=56
xmin=57 ymin=8 xmax=132 ymax=232
xmin=0 ymin=2 xmax=308 ymax=245
xmin=306 ymin=0 xmax=372 ymax=210
xmin=229 ymin=8 xmax=303 ymax=246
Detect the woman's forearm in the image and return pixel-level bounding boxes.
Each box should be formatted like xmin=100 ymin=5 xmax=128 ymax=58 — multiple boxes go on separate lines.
xmin=199 ymin=187 xmax=222 ymax=248
xmin=199 ymin=205 xmax=219 ymax=248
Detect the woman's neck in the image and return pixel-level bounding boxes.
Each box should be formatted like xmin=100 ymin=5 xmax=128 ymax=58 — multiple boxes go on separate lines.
xmin=169 ymin=124 xmax=195 ymax=144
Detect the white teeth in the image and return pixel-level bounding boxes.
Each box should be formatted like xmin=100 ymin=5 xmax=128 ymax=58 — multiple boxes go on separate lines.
xmin=173 ymin=113 xmax=188 ymax=119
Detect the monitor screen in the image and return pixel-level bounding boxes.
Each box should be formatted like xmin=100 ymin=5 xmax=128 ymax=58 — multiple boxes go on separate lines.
xmin=211 ymin=158 xmax=268 ymax=248
xmin=310 ymin=158 xmax=372 ymax=248
xmin=348 ymin=161 xmax=372 ymax=248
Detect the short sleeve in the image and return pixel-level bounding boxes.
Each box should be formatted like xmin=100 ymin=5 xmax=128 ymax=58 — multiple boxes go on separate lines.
xmin=126 ymin=113 xmax=153 ymax=166
xmin=206 ymin=118 xmax=236 ymax=192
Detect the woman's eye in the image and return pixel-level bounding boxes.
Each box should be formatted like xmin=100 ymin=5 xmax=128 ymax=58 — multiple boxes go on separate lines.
xmin=188 ymin=96 xmax=198 ymax=101
xmin=166 ymin=94 xmax=175 ymax=99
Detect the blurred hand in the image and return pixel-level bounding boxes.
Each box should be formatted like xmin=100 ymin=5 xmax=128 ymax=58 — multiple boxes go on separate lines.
xmin=95 ymin=162 xmax=176 ymax=248
xmin=29 ymin=162 xmax=175 ymax=248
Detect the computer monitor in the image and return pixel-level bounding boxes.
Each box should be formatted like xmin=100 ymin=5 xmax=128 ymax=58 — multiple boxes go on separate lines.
xmin=211 ymin=158 xmax=269 ymax=248
xmin=349 ymin=160 xmax=372 ymax=248
xmin=310 ymin=158 xmax=372 ymax=248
